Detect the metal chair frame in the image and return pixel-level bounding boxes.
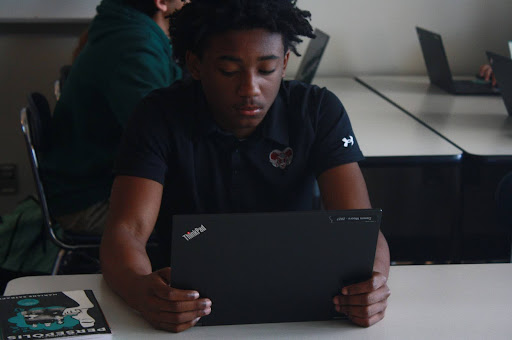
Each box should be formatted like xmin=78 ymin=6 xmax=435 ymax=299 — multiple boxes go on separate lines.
xmin=20 ymin=93 xmax=100 ymax=275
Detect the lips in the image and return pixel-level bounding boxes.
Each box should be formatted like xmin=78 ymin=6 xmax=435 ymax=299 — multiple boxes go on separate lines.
xmin=234 ymin=105 xmax=263 ymax=115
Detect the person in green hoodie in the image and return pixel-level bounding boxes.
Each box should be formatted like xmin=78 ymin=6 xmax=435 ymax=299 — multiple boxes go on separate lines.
xmin=40 ymin=0 xmax=187 ymax=235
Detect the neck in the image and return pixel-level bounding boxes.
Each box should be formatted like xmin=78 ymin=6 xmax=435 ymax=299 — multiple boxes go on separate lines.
xmin=152 ymin=11 xmax=170 ymax=38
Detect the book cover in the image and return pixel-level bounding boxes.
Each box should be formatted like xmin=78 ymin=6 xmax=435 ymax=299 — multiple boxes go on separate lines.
xmin=0 ymin=290 xmax=112 ymax=339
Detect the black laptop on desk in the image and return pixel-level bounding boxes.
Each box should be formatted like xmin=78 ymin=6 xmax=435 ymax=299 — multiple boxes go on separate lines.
xmin=295 ymin=28 xmax=330 ymax=84
xmin=487 ymin=51 xmax=512 ymax=115
xmin=170 ymin=209 xmax=381 ymax=326
xmin=416 ymin=27 xmax=499 ymax=95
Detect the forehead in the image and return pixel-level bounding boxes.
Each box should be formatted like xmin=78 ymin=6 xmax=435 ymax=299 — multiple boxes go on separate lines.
xmin=204 ymin=29 xmax=285 ymax=58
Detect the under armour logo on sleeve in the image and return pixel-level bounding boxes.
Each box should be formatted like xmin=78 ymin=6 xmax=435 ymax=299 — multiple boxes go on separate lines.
xmin=342 ymin=136 xmax=354 ymax=147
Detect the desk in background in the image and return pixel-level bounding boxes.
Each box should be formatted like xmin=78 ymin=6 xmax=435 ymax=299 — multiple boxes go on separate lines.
xmin=5 ymin=264 xmax=512 ymax=339
xmin=314 ymin=78 xmax=463 ymax=263
xmin=356 ymin=76 xmax=512 ymax=161
xmin=356 ymin=76 xmax=512 ymax=261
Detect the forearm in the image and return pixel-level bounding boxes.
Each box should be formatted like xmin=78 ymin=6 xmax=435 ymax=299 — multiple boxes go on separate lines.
xmin=100 ymin=225 xmax=153 ymax=310
xmin=373 ymin=231 xmax=390 ymax=278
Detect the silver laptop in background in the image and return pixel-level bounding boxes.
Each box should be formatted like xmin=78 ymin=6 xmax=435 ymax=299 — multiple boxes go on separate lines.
xmin=295 ymin=28 xmax=330 ymax=84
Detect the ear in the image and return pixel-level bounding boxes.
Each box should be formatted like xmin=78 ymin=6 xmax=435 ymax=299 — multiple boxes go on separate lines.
xmin=282 ymin=50 xmax=291 ymax=78
xmin=154 ymin=0 xmax=169 ymax=13
xmin=186 ymin=51 xmax=202 ymax=80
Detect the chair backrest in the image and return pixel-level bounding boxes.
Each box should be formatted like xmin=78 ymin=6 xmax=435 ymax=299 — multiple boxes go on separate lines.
xmin=20 ymin=93 xmax=102 ymax=252
xmin=54 ymin=65 xmax=72 ymax=101
xmin=26 ymin=92 xmax=52 ymax=153
xmin=20 ymin=93 xmax=53 ymax=229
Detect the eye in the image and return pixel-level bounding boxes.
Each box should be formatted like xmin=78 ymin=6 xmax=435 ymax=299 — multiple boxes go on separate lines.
xmin=259 ymin=69 xmax=276 ymax=75
xmin=219 ymin=69 xmax=238 ymax=76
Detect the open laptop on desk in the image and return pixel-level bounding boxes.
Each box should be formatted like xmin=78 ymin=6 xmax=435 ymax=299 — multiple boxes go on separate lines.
xmin=294 ymin=28 xmax=330 ymax=84
xmin=170 ymin=209 xmax=381 ymax=326
xmin=416 ymin=27 xmax=499 ymax=95
xmin=487 ymin=51 xmax=512 ymax=115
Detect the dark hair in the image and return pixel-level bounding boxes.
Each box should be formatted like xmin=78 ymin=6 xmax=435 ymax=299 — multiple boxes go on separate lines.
xmin=169 ymin=0 xmax=315 ymax=66
xmin=122 ymin=0 xmax=158 ymax=17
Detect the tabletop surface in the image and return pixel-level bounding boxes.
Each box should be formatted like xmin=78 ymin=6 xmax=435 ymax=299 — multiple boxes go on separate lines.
xmin=5 ymin=263 xmax=512 ymax=339
xmin=356 ymin=76 xmax=512 ymax=158
xmin=313 ymin=77 xmax=462 ymax=161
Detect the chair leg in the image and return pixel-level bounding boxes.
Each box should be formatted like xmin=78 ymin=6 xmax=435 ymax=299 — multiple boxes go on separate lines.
xmin=52 ymin=249 xmax=67 ymax=275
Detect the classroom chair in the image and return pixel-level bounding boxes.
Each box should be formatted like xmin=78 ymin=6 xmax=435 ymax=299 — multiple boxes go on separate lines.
xmin=20 ymin=92 xmax=102 ymax=275
xmin=53 ymin=65 xmax=71 ymax=101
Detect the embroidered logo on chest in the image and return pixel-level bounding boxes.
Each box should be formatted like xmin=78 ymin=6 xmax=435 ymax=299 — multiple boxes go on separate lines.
xmin=269 ymin=147 xmax=293 ymax=169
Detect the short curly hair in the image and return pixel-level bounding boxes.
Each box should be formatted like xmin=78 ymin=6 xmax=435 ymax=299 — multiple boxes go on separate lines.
xmin=169 ymin=0 xmax=315 ymax=66
xmin=122 ymin=0 xmax=158 ymax=17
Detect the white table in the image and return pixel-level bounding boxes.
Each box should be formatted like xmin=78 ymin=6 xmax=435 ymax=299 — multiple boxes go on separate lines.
xmin=314 ymin=77 xmax=462 ymax=163
xmin=5 ymin=264 xmax=512 ymax=339
xmin=356 ymin=76 xmax=512 ymax=161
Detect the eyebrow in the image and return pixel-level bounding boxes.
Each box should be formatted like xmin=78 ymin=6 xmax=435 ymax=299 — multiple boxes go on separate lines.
xmin=218 ymin=55 xmax=279 ymax=62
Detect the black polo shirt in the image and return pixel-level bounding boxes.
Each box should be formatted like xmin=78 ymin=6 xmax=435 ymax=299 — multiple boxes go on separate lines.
xmin=115 ymin=79 xmax=364 ymax=261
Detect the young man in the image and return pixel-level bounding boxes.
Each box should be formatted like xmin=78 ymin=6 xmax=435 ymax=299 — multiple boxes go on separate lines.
xmin=40 ymin=0 xmax=187 ymax=234
xmin=101 ymin=0 xmax=390 ymax=333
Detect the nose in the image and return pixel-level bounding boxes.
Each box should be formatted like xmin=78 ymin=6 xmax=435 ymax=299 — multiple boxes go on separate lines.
xmin=237 ymin=71 xmax=261 ymax=98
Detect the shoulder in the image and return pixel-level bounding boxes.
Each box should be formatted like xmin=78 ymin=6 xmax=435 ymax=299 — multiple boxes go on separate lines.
xmin=279 ymin=80 xmax=346 ymax=123
xmin=281 ymin=80 xmax=343 ymax=110
xmin=130 ymin=79 xmax=198 ymax=129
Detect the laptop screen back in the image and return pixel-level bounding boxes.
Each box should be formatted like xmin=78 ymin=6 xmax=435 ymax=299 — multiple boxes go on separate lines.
xmin=295 ymin=28 xmax=330 ymax=84
xmin=170 ymin=209 xmax=381 ymax=326
xmin=488 ymin=51 xmax=512 ymax=115
xmin=416 ymin=27 xmax=454 ymax=90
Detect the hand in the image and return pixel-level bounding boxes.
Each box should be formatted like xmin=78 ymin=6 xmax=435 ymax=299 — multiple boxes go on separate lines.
xmin=479 ymin=64 xmax=497 ymax=87
xmin=133 ymin=267 xmax=212 ymax=333
xmin=333 ymin=271 xmax=390 ymax=327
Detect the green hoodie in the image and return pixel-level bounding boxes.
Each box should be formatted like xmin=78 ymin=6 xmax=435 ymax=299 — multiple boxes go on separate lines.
xmin=41 ymin=0 xmax=182 ymax=216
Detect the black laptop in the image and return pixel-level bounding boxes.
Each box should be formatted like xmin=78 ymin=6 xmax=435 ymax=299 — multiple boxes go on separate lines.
xmin=170 ymin=209 xmax=381 ymax=326
xmin=416 ymin=27 xmax=499 ymax=95
xmin=487 ymin=51 xmax=512 ymax=115
xmin=295 ymin=28 xmax=330 ymax=84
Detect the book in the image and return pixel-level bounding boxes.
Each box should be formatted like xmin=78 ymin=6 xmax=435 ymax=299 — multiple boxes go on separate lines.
xmin=0 ymin=290 xmax=112 ymax=339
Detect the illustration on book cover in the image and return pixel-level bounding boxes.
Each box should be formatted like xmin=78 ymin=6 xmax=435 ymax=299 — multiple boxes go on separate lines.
xmin=0 ymin=290 xmax=111 ymax=339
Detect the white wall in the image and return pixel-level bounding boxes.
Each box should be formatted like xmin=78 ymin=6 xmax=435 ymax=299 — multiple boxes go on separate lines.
xmin=0 ymin=0 xmax=511 ymax=213
xmin=289 ymin=0 xmax=512 ymax=76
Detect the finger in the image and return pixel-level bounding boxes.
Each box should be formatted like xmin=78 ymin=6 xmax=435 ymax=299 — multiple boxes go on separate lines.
xmin=339 ymin=299 xmax=388 ymax=319
xmin=492 ymin=74 xmax=497 ymax=87
xmin=150 ymin=316 xmax=202 ymax=333
xmin=483 ymin=68 xmax=493 ymax=81
xmin=479 ymin=64 xmax=490 ymax=76
xmin=163 ymin=298 xmax=212 ymax=313
xmin=144 ymin=307 xmax=211 ymax=327
xmin=144 ymin=295 xmax=210 ymax=313
xmin=335 ymin=284 xmax=390 ymax=306
xmin=348 ymin=311 xmax=385 ymax=328
xmin=155 ymin=267 xmax=172 ymax=284
xmin=152 ymin=283 xmax=199 ymax=302
xmin=157 ymin=307 xmax=212 ymax=324
xmin=341 ymin=272 xmax=387 ymax=295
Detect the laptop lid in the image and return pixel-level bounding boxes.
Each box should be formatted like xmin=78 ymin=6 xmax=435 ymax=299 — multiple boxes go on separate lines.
xmin=295 ymin=28 xmax=330 ymax=84
xmin=416 ymin=27 xmax=455 ymax=91
xmin=170 ymin=209 xmax=381 ymax=326
xmin=487 ymin=51 xmax=512 ymax=115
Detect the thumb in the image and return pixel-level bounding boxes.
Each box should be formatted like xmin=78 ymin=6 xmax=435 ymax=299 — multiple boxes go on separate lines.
xmin=155 ymin=267 xmax=171 ymax=285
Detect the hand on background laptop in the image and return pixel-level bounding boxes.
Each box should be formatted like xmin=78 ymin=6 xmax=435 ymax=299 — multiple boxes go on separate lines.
xmin=133 ymin=267 xmax=212 ymax=333
xmin=332 ymin=271 xmax=390 ymax=327
xmin=479 ymin=64 xmax=497 ymax=87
